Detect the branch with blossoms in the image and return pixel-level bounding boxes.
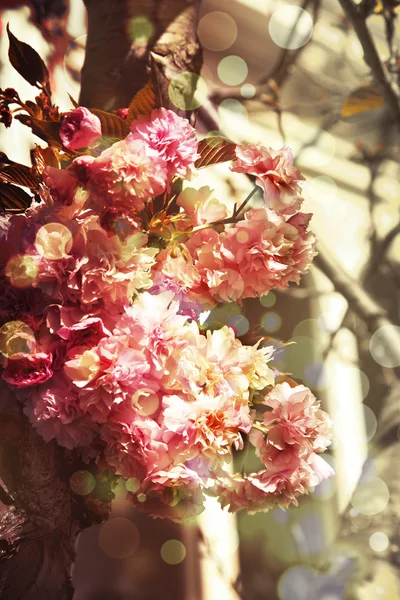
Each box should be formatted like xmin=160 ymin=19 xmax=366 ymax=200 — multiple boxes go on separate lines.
xmin=0 ymin=26 xmax=334 ymax=549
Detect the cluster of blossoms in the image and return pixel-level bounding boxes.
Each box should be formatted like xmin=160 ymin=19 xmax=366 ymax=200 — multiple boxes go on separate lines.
xmin=0 ymin=101 xmax=333 ymax=520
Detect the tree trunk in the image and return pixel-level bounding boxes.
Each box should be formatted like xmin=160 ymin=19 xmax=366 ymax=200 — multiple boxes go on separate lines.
xmin=0 ymin=2 xmax=202 ymax=599
xmin=79 ymin=0 xmax=202 ymax=110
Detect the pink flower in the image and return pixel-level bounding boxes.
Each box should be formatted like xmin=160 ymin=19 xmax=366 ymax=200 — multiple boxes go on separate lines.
xmin=57 ymin=316 xmax=111 ymax=351
xmin=231 ymin=145 xmax=304 ymax=216
xmin=262 ymin=382 xmax=332 ymax=457
xmin=114 ymin=291 xmax=190 ymax=375
xmin=43 ymin=166 xmax=77 ymax=206
xmin=75 ymin=227 xmax=158 ymax=306
xmin=130 ymin=108 xmax=199 ymax=179
xmin=101 ymin=415 xmax=169 ymax=479
xmin=190 ymin=207 xmax=315 ymax=301
xmin=25 ymin=374 xmax=96 ymax=449
xmin=162 ymin=393 xmax=252 ymax=459
xmin=129 ymin=464 xmax=205 ymax=522
xmin=60 ymin=107 xmax=102 ymax=150
xmin=78 ymin=137 xmax=167 ymax=212
xmin=308 ymin=453 xmax=335 ymax=486
xmin=176 ymin=186 xmax=228 ymax=225
xmin=2 ymin=351 xmax=53 ymax=387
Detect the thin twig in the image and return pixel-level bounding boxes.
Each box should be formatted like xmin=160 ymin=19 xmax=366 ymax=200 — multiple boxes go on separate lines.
xmin=314 ymin=245 xmax=400 ymax=349
xmin=337 ymin=0 xmax=400 ymax=132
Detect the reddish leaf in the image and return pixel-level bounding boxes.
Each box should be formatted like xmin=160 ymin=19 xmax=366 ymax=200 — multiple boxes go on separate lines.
xmin=7 ymin=24 xmax=49 ymax=90
xmin=0 ymin=182 xmax=32 ymax=212
xmin=0 ymin=163 xmax=39 ymax=189
xmin=126 ymin=81 xmax=158 ymax=125
xmin=15 ymin=114 xmax=63 ymax=148
xmin=31 ymin=145 xmax=60 ymax=176
xmin=67 ymin=93 xmax=79 ymax=108
xmin=89 ymin=109 xmax=129 ymax=140
xmin=195 ymin=136 xmax=237 ymax=169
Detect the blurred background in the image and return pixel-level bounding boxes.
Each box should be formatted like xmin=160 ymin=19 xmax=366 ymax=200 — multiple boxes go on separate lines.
xmin=1 ymin=0 xmax=400 ymax=598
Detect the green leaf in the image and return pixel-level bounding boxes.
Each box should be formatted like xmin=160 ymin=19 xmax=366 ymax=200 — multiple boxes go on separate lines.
xmin=7 ymin=24 xmax=49 ymax=89
xmin=341 ymin=85 xmax=384 ymax=117
xmin=0 ymin=182 xmax=33 ymax=212
xmin=195 ymin=136 xmax=237 ymax=169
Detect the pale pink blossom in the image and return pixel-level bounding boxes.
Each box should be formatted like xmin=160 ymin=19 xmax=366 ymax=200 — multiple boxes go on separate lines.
xmin=162 ymin=393 xmax=252 ymax=460
xmin=262 ymin=382 xmax=332 ymax=457
xmin=190 ymin=206 xmax=315 ymax=300
xmin=76 ymin=137 xmax=167 ymax=212
xmin=60 ymin=107 xmax=102 ymax=150
xmin=231 ymin=145 xmax=304 ymax=215
xmin=114 ymin=291 xmax=190 ymax=375
xmin=101 ymin=414 xmax=169 ymax=479
xmin=43 ymin=166 xmax=77 ymax=206
xmin=25 ymin=374 xmax=96 ymax=449
xmin=130 ymin=464 xmax=205 ymax=522
xmin=130 ymin=108 xmax=199 ymax=179
xmin=76 ymin=227 xmax=158 ymax=306
xmin=177 ymin=186 xmax=228 ymax=225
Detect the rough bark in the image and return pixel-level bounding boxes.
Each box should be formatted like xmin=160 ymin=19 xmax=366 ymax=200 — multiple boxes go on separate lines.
xmin=0 ymin=2 xmax=202 ymax=599
xmin=79 ymin=0 xmax=202 ymax=110
xmin=0 ymin=380 xmax=115 ymax=600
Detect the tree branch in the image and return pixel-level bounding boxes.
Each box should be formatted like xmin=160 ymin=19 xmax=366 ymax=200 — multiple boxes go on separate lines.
xmin=337 ymin=0 xmax=400 ymax=131
xmin=313 ymin=245 xmax=400 ymax=358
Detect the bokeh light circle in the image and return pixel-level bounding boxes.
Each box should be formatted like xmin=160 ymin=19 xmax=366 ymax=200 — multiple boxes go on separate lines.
xmin=350 ymin=510 xmax=371 ymax=530
xmin=35 ymin=223 xmax=73 ymax=260
xmin=219 ymin=98 xmax=248 ymax=119
xmin=217 ymin=56 xmax=248 ymax=86
xmin=125 ymin=477 xmax=140 ymax=493
xmin=161 ymin=539 xmax=186 ymax=565
xmin=168 ymin=72 xmax=208 ymax=111
xmin=369 ymin=325 xmax=400 ymax=368
xmin=132 ymin=389 xmax=160 ymax=416
xmin=5 ymin=254 xmax=38 ymax=288
xmin=278 ymin=566 xmax=317 ymax=600
xmin=303 ymin=361 xmax=327 ymax=390
xmin=260 ymin=292 xmax=276 ymax=308
xmin=127 ymin=14 xmax=154 ymax=43
xmin=262 ymin=312 xmax=282 ymax=333
xmin=197 ymin=12 xmax=238 ymax=51
xmin=351 ymin=477 xmax=389 ymax=516
xmin=98 ymin=517 xmax=140 ymax=559
xmin=0 ymin=321 xmax=36 ymax=357
xmin=364 ymin=405 xmax=377 ymax=441
xmin=228 ymin=314 xmax=249 ymax=336
xmin=236 ymin=230 xmax=249 ymax=243
xmin=369 ymin=532 xmax=389 ymax=552
xmin=269 ymin=5 xmax=313 ymax=50
xmin=70 ymin=470 xmax=96 ymax=496
xmin=241 ymin=83 xmax=256 ymax=98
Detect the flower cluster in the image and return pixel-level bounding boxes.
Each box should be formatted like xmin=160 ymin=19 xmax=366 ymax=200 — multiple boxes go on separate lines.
xmin=0 ymin=98 xmax=332 ymax=521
